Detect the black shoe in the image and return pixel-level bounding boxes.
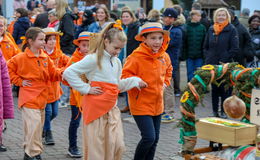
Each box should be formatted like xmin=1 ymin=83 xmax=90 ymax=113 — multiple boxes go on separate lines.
xmin=220 ymin=112 xmax=227 ymax=119
xmin=213 ymin=112 xmax=220 ymax=117
xmin=68 ymin=147 xmax=82 ymax=158
xmin=42 ymin=130 xmax=46 ymax=138
xmin=35 ymin=154 xmax=42 ymax=160
xmin=0 ymin=144 xmax=7 ymax=152
xmin=44 ymin=130 xmax=55 ymax=145
xmin=24 ymin=153 xmax=37 ymax=160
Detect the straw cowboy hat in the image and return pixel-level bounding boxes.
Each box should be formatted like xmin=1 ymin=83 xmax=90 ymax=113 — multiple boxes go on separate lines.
xmin=73 ymin=31 xmax=93 ymax=46
xmin=135 ymin=22 xmax=169 ymax=41
xmin=42 ymin=27 xmax=62 ymax=36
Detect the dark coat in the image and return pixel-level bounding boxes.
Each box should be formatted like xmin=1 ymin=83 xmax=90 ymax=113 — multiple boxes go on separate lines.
xmin=12 ymin=17 xmax=31 ymax=44
xmin=232 ymin=16 xmax=254 ymax=66
xmin=164 ymin=25 xmax=183 ymax=77
xmin=58 ymin=9 xmax=76 ymax=56
xmin=250 ymin=28 xmax=260 ymax=59
xmin=183 ymin=22 xmax=206 ymax=59
xmin=34 ymin=9 xmax=52 ymax=28
xmin=124 ymin=21 xmax=141 ymax=57
xmin=204 ymin=23 xmax=239 ymax=65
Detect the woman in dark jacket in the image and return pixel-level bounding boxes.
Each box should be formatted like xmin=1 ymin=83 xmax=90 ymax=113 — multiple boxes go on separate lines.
xmin=247 ymin=15 xmax=260 ymax=68
xmin=13 ymin=8 xmax=31 ymax=47
xmin=56 ymin=0 xmax=76 ymax=56
xmin=119 ymin=8 xmax=141 ymax=113
xmin=204 ymin=8 xmax=239 ymax=118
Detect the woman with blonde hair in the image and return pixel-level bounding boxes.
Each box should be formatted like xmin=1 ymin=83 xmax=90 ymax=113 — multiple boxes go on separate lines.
xmin=88 ymin=6 xmax=111 ymax=33
xmin=203 ymin=7 xmax=239 ymax=118
xmin=55 ymin=0 xmax=76 ymax=56
xmin=63 ymin=21 xmax=147 ymax=160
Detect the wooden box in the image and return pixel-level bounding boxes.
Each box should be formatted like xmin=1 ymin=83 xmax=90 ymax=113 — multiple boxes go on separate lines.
xmin=196 ymin=117 xmax=257 ymax=146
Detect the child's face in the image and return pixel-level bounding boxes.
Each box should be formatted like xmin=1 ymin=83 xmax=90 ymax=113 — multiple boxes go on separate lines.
xmin=104 ymin=39 xmax=125 ymax=57
xmin=143 ymin=32 xmax=164 ymax=53
xmin=30 ymin=32 xmax=46 ymax=49
xmin=15 ymin=12 xmax=21 ymax=18
xmin=45 ymin=35 xmax=56 ymax=50
xmin=163 ymin=16 xmax=175 ymax=26
xmin=192 ymin=14 xmax=201 ymax=22
xmin=0 ymin=19 xmax=5 ymax=36
xmin=78 ymin=40 xmax=90 ymax=55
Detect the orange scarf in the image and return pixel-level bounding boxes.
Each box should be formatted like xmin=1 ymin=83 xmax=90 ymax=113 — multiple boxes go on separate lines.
xmin=213 ymin=19 xmax=229 ymax=35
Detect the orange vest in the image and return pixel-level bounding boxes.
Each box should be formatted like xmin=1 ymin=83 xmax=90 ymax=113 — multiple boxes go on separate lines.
xmin=81 ymin=81 xmax=119 ymax=124
xmin=7 ymin=48 xmax=62 ymax=109
xmin=45 ymin=48 xmax=70 ymax=103
xmin=0 ymin=33 xmax=20 ymax=61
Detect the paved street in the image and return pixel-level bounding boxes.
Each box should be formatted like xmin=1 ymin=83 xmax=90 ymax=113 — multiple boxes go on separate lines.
xmin=0 ymin=63 xmax=212 ymax=160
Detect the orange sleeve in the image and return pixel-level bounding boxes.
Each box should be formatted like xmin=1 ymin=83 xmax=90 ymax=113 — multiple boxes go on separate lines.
xmin=7 ymin=57 xmax=23 ymax=86
xmin=48 ymin=58 xmax=62 ymax=82
xmin=61 ymin=54 xmax=70 ymax=68
xmin=164 ymin=54 xmax=173 ymax=86
xmin=121 ymin=57 xmax=138 ymax=79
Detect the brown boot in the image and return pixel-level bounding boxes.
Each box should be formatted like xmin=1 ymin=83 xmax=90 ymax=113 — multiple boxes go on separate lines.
xmin=120 ymin=106 xmax=130 ymax=113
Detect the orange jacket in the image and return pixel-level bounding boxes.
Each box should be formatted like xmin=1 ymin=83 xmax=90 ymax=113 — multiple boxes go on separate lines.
xmin=121 ymin=37 xmax=172 ymax=116
xmin=0 ymin=33 xmax=20 ymax=61
xmin=45 ymin=48 xmax=70 ymax=103
xmin=7 ymin=48 xmax=62 ymax=109
xmin=65 ymin=48 xmax=86 ymax=106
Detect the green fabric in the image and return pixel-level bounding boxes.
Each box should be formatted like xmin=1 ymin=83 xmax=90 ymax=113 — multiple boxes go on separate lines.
xmin=182 ymin=117 xmax=195 ymax=126
xmin=183 ymin=22 xmax=206 ymax=59
xmin=194 ymin=75 xmax=207 ymax=91
xmin=178 ymin=128 xmax=197 ymax=144
xmin=186 ymin=99 xmax=195 ymax=109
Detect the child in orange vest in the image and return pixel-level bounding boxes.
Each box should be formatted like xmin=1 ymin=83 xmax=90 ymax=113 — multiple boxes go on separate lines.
xmin=7 ymin=27 xmax=62 ymax=160
xmin=63 ymin=21 xmax=147 ymax=160
xmin=65 ymin=31 xmax=92 ymax=158
xmin=0 ymin=16 xmax=20 ymax=61
xmin=42 ymin=27 xmax=70 ymax=145
xmin=121 ymin=22 xmax=173 ymax=160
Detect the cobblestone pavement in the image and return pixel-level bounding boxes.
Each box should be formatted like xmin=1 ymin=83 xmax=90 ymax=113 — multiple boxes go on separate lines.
xmin=0 ymin=63 xmax=213 ymax=160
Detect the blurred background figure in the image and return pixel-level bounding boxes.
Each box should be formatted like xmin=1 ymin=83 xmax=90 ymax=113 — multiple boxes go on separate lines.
xmin=239 ymin=8 xmax=250 ymax=28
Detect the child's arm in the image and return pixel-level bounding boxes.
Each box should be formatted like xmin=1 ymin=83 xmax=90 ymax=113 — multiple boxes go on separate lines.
xmin=7 ymin=57 xmax=23 ymax=86
xmin=1 ymin=56 xmax=14 ymax=119
xmin=48 ymin=58 xmax=62 ymax=82
xmin=164 ymin=54 xmax=173 ymax=86
xmin=120 ymin=58 xmax=146 ymax=92
xmin=63 ymin=54 xmax=95 ymax=94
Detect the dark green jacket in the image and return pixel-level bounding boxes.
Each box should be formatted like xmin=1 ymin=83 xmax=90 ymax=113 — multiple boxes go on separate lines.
xmin=183 ymin=22 xmax=206 ymax=59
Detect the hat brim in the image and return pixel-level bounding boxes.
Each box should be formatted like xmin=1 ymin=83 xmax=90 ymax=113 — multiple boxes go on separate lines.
xmin=44 ymin=31 xmax=62 ymax=36
xmin=135 ymin=30 xmax=169 ymax=41
xmin=73 ymin=37 xmax=90 ymax=46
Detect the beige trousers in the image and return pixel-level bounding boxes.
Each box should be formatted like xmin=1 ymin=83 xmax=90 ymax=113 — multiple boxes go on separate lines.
xmin=21 ymin=107 xmax=45 ymax=157
xmin=163 ymin=79 xmax=175 ymax=114
xmin=82 ymin=106 xmax=125 ymax=160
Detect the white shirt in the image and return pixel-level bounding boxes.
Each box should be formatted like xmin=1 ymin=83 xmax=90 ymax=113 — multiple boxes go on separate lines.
xmin=63 ymin=50 xmax=141 ymax=94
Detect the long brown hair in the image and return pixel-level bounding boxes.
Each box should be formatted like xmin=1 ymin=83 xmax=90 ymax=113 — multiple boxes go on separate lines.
xmin=89 ymin=22 xmax=127 ymax=69
xmin=22 ymin=27 xmax=44 ymax=51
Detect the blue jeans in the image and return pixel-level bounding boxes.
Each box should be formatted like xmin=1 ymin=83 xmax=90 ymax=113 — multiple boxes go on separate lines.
xmin=43 ymin=100 xmax=59 ymax=131
xmin=68 ymin=105 xmax=81 ymax=149
xmin=133 ymin=115 xmax=161 ymax=160
xmin=60 ymin=84 xmax=70 ymax=103
xmin=186 ymin=58 xmax=203 ymax=82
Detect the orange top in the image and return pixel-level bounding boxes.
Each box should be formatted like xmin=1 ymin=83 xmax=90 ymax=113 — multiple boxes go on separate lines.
xmin=81 ymin=81 xmax=119 ymax=124
xmin=213 ymin=19 xmax=229 ymax=35
xmin=122 ymin=35 xmax=172 ymax=116
xmin=45 ymin=48 xmax=70 ymax=103
xmin=65 ymin=48 xmax=86 ymax=106
xmin=7 ymin=48 xmax=62 ymax=109
xmin=0 ymin=33 xmax=20 ymax=61
xmin=7 ymin=20 xmax=16 ymax=35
